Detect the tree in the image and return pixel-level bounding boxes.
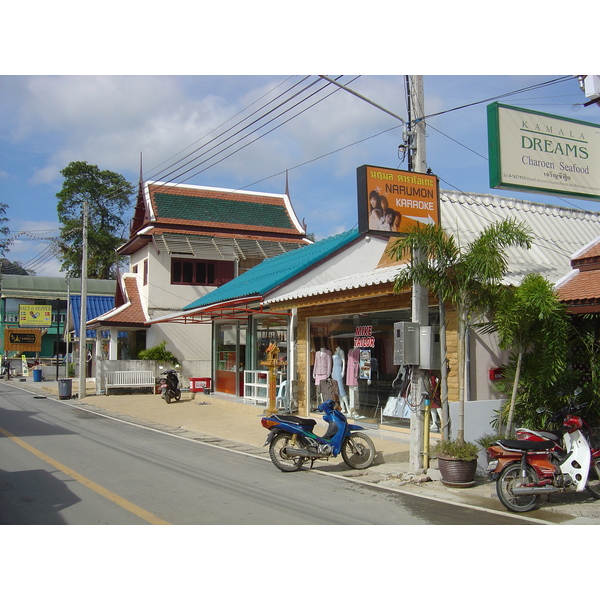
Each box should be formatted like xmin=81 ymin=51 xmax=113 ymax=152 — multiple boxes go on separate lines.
xmin=55 ymin=161 xmax=134 ymax=278
xmin=388 ymin=218 xmax=533 ymax=444
xmin=0 ymin=202 xmax=12 ymax=257
xmin=480 ymin=273 xmax=569 ymax=435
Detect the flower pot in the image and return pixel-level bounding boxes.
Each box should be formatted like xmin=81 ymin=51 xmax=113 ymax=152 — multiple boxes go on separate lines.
xmin=437 ymin=456 xmax=477 ymax=488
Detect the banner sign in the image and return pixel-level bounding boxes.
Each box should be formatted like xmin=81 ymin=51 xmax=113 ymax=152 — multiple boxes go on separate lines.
xmin=487 ymin=102 xmax=600 ymax=200
xmin=4 ymin=328 xmax=43 ymax=352
xmin=19 ymin=304 xmax=52 ymax=328
xmin=357 ymin=165 xmax=439 ymax=234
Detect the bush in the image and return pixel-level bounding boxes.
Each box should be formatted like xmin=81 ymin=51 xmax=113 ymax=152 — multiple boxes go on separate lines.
xmin=138 ymin=341 xmax=179 ymax=365
xmin=433 ymin=439 xmax=479 ymax=461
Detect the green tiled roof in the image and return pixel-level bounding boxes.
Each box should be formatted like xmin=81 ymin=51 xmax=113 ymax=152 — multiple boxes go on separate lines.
xmin=154 ymin=193 xmax=295 ymax=229
xmin=184 ymin=229 xmax=360 ymax=311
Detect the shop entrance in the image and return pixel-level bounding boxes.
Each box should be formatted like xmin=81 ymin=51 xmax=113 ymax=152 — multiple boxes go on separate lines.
xmin=215 ymin=322 xmax=246 ymax=396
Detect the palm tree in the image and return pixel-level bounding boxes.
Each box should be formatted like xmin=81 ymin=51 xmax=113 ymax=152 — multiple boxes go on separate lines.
xmin=388 ymin=218 xmax=533 ymax=443
xmin=480 ymin=273 xmax=569 ymax=435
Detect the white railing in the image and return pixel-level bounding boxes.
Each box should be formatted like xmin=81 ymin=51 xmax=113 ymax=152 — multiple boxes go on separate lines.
xmin=243 ymin=370 xmax=270 ymax=405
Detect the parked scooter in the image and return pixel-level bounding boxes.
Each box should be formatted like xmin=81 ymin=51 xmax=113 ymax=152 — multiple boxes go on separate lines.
xmin=159 ymin=369 xmax=181 ymax=403
xmin=515 ymin=389 xmax=597 ymax=463
xmin=487 ymin=394 xmax=600 ymax=512
xmin=261 ymin=398 xmax=376 ymax=472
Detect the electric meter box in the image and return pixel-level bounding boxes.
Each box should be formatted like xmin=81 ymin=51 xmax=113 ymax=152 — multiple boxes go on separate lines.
xmin=393 ymin=322 xmax=420 ymax=365
xmin=419 ymin=325 xmax=441 ymax=370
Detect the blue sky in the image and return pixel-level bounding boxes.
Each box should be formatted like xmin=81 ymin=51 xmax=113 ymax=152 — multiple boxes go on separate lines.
xmin=1 ymin=6 xmax=598 ymax=277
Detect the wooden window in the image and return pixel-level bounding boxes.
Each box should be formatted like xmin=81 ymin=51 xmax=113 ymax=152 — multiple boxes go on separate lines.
xmin=171 ymin=258 xmax=233 ymax=286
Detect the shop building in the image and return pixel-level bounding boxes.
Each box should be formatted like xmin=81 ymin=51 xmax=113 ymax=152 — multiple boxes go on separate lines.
xmin=0 ymin=274 xmax=116 ymax=378
xmin=152 ymin=190 xmax=600 ymax=438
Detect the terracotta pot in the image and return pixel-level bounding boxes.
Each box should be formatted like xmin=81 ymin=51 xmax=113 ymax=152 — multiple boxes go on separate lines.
xmin=437 ymin=456 xmax=477 ymax=488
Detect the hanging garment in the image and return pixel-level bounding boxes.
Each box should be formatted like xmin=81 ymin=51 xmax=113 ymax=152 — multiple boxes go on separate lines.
xmin=346 ymin=348 xmax=360 ymax=386
xmin=319 ymin=377 xmax=339 ymax=402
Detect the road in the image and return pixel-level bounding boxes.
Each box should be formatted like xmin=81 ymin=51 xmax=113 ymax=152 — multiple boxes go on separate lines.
xmin=0 ymin=383 xmax=532 ymax=525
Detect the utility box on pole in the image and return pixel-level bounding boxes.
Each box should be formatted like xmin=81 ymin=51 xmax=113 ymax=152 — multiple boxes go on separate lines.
xmin=393 ymin=322 xmax=420 ymax=365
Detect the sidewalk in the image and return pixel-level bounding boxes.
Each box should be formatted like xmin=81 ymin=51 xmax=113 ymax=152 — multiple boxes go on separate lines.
xmin=7 ymin=376 xmax=600 ymax=524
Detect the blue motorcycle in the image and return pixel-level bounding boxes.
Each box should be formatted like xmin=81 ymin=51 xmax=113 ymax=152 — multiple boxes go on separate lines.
xmin=261 ymin=399 xmax=376 ymax=472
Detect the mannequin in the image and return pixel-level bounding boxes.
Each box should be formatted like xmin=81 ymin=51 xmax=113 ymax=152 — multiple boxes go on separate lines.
xmin=346 ymin=346 xmax=360 ymax=415
xmin=313 ymin=346 xmax=332 ymax=385
xmin=332 ymin=346 xmax=349 ymax=413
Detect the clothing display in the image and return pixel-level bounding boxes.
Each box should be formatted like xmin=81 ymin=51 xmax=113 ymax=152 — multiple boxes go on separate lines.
xmin=318 ymin=377 xmax=339 ymax=401
xmin=313 ymin=348 xmax=332 ymax=385
xmin=331 ymin=350 xmax=347 ymax=398
xmin=346 ymin=347 xmax=360 ymax=386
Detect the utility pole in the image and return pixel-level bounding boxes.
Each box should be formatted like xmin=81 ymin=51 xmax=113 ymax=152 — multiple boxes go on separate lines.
xmin=407 ymin=75 xmax=429 ymax=472
xmin=78 ymin=199 xmax=88 ymax=400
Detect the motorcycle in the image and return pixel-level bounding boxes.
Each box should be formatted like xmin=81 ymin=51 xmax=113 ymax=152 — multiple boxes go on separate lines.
xmin=159 ymin=369 xmax=181 ymax=403
xmin=515 ymin=390 xmax=597 ymax=463
xmin=261 ymin=398 xmax=376 ymax=472
xmin=487 ymin=396 xmax=600 ymax=512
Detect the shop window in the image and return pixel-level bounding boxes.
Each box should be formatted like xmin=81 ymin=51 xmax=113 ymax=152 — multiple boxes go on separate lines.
xmin=171 ymin=258 xmax=234 ymax=286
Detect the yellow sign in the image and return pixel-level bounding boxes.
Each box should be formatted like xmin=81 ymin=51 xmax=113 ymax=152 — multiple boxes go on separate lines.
xmin=358 ymin=165 xmax=439 ymax=234
xmin=19 ymin=304 xmax=52 ymax=327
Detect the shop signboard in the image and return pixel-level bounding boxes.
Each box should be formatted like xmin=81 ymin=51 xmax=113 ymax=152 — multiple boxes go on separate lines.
xmin=4 ymin=328 xmax=43 ymax=352
xmin=487 ymin=102 xmax=600 ymax=201
xmin=357 ymin=164 xmax=440 ymax=235
xmin=19 ymin=304 xmax=52 ymax=328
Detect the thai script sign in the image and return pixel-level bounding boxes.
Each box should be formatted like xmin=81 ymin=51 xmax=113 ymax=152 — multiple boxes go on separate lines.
xmin=357 ymin=165 xmax=440 ymax=234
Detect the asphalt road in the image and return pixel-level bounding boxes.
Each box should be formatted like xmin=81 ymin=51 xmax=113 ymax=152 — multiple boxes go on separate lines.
xmin=0 ymin=383 xmax=532 ymax=525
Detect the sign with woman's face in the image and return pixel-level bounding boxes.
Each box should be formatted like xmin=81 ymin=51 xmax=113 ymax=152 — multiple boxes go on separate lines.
xmin=357 ymin=165 xmax=439 ymax=234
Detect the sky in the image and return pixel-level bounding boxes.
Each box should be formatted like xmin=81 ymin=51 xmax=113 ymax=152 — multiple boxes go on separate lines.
xmin=1 ymin=5 xmax=599 ymax=279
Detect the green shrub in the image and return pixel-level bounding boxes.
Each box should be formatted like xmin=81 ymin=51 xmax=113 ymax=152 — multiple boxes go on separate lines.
xmin=433 ymin=439 xmax=479 ymax=461
xmin=138 ymin=341 xmax=179 ymax=365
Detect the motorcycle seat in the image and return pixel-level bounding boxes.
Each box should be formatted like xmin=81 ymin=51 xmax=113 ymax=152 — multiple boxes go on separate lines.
xmin=498 ymin=439 xmax=554 ymax=452
xmin=531 ymin=430 xmax=560 ymax=442
xmin=277 ymin=415 xmax=317 ymax=428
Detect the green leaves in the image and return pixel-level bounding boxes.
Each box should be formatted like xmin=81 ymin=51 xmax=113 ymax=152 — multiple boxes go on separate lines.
xmin=55 ymin=161 xmax=134 ymax=278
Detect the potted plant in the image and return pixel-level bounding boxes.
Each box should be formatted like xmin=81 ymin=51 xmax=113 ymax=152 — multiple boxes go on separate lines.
xmin=432 ymin=438 xmax=479 ymax=488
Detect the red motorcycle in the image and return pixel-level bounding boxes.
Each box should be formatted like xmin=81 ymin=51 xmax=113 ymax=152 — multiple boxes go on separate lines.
xmin=487 ymin=392 xmax=600 ymax=512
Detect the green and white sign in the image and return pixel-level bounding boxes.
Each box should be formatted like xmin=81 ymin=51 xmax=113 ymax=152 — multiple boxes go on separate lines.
xmin=487 ymin=102 xmax=600 ymax=201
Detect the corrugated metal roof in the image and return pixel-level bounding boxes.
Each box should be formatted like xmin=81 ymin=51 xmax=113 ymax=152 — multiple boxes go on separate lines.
xmin=183 ymin=229 xmax=361 ymax=311
xmin=70 ymin=295 xmax=116 ymax=337
xmin=0 ymin=275 xmax=116 ymax=300
xmin=440 ymin=190 xmax=600 ymax=285
xmin=269 ymin=192 xmax=600 ymax=304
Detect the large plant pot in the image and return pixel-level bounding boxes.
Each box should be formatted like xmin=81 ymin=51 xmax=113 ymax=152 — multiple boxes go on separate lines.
xmin=438 ymin=456 xmax=477 ymax=488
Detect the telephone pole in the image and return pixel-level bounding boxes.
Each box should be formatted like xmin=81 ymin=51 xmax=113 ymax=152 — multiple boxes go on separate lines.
xmin=78 ymin=198 xmax=88 ymax=400
xmin=407 ymin=75 xmax=429 ymax=472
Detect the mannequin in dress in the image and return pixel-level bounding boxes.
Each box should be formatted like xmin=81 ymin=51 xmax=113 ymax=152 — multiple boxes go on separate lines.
xmin=331 ymin=346 xmax=349 ymax=413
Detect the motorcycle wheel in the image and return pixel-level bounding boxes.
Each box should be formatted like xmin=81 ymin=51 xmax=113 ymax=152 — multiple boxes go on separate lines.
xmin=585 ymin=458 xmax=600 ymax=499
xmin=341 ymin=432 xmax=376 ymax=469
xmin=269 ymin=433 xmax=306 ymax=472
xmin=163 ymin=392 xmax=172 ymax=404
xmin=174 ymin=390 xmax=181 ymax=401
xmin=496 ymin=463 xmax=541 ymax=513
